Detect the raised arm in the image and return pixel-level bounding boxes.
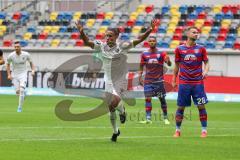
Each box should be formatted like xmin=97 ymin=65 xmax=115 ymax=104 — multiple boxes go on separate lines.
xmin=75 ymin=22 xmax=95 ymax=49
xmin=132 ymin=19 xmax=157 ymax=47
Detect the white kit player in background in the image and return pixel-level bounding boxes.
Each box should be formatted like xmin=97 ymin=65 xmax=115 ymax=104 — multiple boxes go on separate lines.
xmin=6 ymin=41 xmax=35 ymax=112
xmin=76 ymin=20 xmax=157 ymax=142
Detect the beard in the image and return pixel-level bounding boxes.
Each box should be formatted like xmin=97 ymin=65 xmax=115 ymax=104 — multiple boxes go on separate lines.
xmin=190 ymin=37 xmax=197 ymax=41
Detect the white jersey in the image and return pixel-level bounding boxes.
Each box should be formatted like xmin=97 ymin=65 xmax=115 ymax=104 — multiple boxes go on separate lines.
xmin=7 ymin=51 xmax=32 ymax=77
xmin=94 ymin=40 xmax=134 ymax=83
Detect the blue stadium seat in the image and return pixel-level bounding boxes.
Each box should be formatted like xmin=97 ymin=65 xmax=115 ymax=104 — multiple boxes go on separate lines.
xmin=120 ymin=33 xmax=130 ymax=40
xmin=188 ymin=12 xmax=197 ymax=19
xmin=0 ymin=12 xmax=6 ymax=19
xmin=211 ymin=26 xmax=220 ymax=34
xmin=179 ymin=5 xmax=187 ymax=14
xmin=226 ymin=34 xmax=236 ymax=41
xmin=215 ymin=13 xmax=224 ymax=20
xmin=64 ymin=12 xmax=73 ymax=20
xmin=27 ymin=26 xmax=36 ymax=33
xmin=102 ymin=20 xmax=111 ymax=26
xmin=158 ymin=26 xmax=166 ymax=33
xmin=224 ymin=12 xmax=233 ymax=19
xmin=57 ymin=12 xmax=64 ymax=20
xmin=161 ymin=6 xmax=170 ymax=14
xmin=20 ymin=40 xmax=28 ymax=47
xmin=158 ymin=41 xmax=169 ymax=48
xmin=224 ymin=41 xmax=234 ymax=48
xmin=59 ymin=26 xmax=67 ymax=33
xmin=195 ymin=6 xmax=205 ymax=13
xmin=205 ymin=41 xmax=215 ymax=49
xmin=135 ymin=20 xmax=144 ymax=26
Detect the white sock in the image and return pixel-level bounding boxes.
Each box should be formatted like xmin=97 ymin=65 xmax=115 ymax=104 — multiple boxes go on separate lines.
xmin=115 ymin=100 xmax=125 ymax=114
xmin=18 ymin=88 xmax=25 ymax=108
xmin=110 ymin=111 xmax=118 ymax=134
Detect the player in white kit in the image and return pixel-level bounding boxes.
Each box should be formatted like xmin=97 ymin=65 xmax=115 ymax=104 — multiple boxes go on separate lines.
xmin=6 ymin=41 xmax=35 ymax=112
xmin=76 ymin=20 xmax=157 ymax=142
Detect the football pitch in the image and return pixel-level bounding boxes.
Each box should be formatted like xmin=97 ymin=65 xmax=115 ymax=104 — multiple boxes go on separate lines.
xmin=0 ymin=95 xmax=239 ymax=160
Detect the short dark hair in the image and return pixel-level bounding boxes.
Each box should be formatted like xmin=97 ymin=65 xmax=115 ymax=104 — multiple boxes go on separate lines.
xmin=14 ymin=41 xmax=20 ymax=44
xmin=0 ymin=50 xmax=3 ymax=56
xmin=148 ymin=36 xmax=157 ymax=40
xmin=107 ymin=28 xmax=120 ymax=37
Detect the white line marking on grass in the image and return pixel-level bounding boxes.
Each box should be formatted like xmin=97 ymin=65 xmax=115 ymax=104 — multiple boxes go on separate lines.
xmin=0 ymin=135 xmax=240 ymax=142
xmin=0 ymin=126 xmax=240 ymax=130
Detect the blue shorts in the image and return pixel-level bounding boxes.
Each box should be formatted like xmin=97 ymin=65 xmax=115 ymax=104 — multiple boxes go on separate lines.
xmin=177 ymin=84 xmax=208 ymax=107
xmin=144 ymin=82 xmax=166 ymax=98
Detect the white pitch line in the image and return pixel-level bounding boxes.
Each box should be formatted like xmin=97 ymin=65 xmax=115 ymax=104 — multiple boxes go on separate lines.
xmin=0 ymin=126 xmax=239 ymax=130
xmin=0 ymin=134 xmax=240 ymax=142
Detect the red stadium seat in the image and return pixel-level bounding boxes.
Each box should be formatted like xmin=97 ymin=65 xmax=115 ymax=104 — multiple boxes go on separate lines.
xmin=198 ymin=12 xmax=206 ymax=19
xmin=172 ymin=34 xmax=182 ymax=40
xmin=233 ymin=41 xmax=240 ymax=50
xmin=143 ymin=41 xmax=149 ymax=48
xmin=219 ymin=27 xmax=229 ymax=34
xmin=126 ymin=19 xmax=135 ymax=27
xmin=230 ymin=5 xmax=238 ymax=14
xmin=145 ymin=5 xmax=154 ymax=13
xmin=96 ymin=12 xmax=105 ymax=19
xmin=71 ymin=32 xmax=80 ymax=39
xmin=12 ymin=12 xmax=21 ymax=20
xmin=3 ymin=40 xmax=12 ymax=47
xmin=217 ymin=34 xmax=226 ymax=41
xmin=175 ymin=26 xmax=184 ymax=34
xmin=75 ymin=39 xmax=84 ymax=47
xmin=204 ymin=19 xmax=213 ymax=26
xmin=222 ymin=5 xmax=230 ymax=13
xmin=95 ymin=33 xmax=105 ymax=40
xmin=186 ymin=19 xmax=194 ymax=26
xmin=38 ymin=33 xmax=48 ymax=39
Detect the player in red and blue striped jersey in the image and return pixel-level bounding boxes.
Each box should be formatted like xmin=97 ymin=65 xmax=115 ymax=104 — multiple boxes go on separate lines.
xmin=139 ymin=36 xmax=172 ymax=124
xmin=172 ymin=27 xmax=210 ymax=138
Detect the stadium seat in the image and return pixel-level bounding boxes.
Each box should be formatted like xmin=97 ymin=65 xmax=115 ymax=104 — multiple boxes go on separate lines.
xmin=205 ymin=41 xmax=216 ymax=49
xmin=162 ymin=5 xmax=170 ymax=14
xmin=95 ymin=33 xmax=105 ymax=40
xmin=217 ymin=34 xmax=226 ymax=41
xmin=172 ymin=34 xmax=182 ymax=40
xmin=186 ymin=19 xmax=194 ymax=26
xmin=105 ymin=12 xmax=114 ymax=19
xmin=97 ymin=12 xmax=105 ymax=19
xmin=179 ymin=5 xmax=187 ymax=14
xmin=0 ymin=12 xmax=6 ymax=19
xmin=222 ymin=5 xmax=230 ymax=13
xmin=102 ymin=19 xmax=111 ymax=26
xmin=215 ymin=41 xmax=225 ymax=49
xmin=221 ymin=19 xmax=231 ymax=28
xmin=64 ymin=12 xmax=73 ymax=21
xmin=0 ymin=25 xmax=7 ymax=32
xmin=187 ymin=5 xmax=194 ymax=13
xmin=3 ymin=40 xmax=12 ymax=47
xmin=75 ymin=39 xmax=84 ymax=47
xmin=175 ymin=26 xmax=184 ymax=34
xmin=59 ymin=26 xmax=67 ymax=33
xmin=158 ymin=41 xmax=169 ymax=48
xmin=51 ymin=39 xmax=60 ymax=47
xmin=195 ymin=19 xmax=204 ymax=28
xmin=86 ymin=19 xmax=95 ymax=27
xmin=12 ymin=12 xmax=21 ymax=20
xmin=27 ymin=26 xmax=36 ymax=33
xmin=50 ymin=12 xmax=58 ymax=21
xmin=73 ymin=12 xmax=82 ymax=20
xmin=213 ymin=5 xmax=223 ymax=13
xmin=224 ymin=41 xmax=234 ymax=48
xmin=215 ymin=13 xmax=224 ymax=20
xmin=219 ymin=27 xmax=229 ymax=34
xmin=196 ymin=6 xmax=205 ymax=13
xmin=120 ymin=33 xmax=130 ymax=40
xmin=170 ymin=5 xmax=179 ymax=14
xmin=233 ymin=41 xmax=240 ymax=50
xmin=39 ymin=32 xmax=48 ymax=39
xmin=204 ymin=19 xmax=213 ymax=26
xmin=132 ymin=26 xmax=142 ymax=34
xmin=226 ymin=34 xmax=236 ymax=41
xmin=230 ymin=5 xmax=239 ymax=14
xmin=145 ymin=5 xmax=154 ymax=13
xmin=71 ymin=32 xmax=80 ymax=39
xmin=126 ymin=19 xmax=135 ymax=27
xmin=198 ymin=12 xmax=206 ymax=19
xmin=170 ymin=40 xmax=180 ymax=49
xmin=201 ymin=26 xmax=212 ymax=34
xmin=51 ymin=26 xmax=59 ymax=33
xmin=137 ymin=4 xmax=146 ymax=13
xmin=23 ymin=32 xmax=32 ymax=40
xmin=166 ymin=26 xmax=176 ymax=34
xmin=98 ymin=26 xmax=108 ymax=34
xmin=19 ymin=40 xmax=28 ymax=47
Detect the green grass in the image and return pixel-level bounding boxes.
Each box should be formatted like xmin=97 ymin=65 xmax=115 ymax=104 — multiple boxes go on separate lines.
xmin=0 ymin=95 xmax=240 ymax=160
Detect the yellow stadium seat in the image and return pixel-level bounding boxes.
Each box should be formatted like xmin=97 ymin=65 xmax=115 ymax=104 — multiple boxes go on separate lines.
xmin=172 ymin=12 xmax=181 ymax=18
xmin=213 ymin=5 xmax=223 ymax=13
xmin=50 ymin=12 xmax=58 ymax=21
xmin=0 ymin=31 xmax=5 ymax=36
xmin=221 ymin=19 xmax=231 ymax=28
xmin=170 ymin=5 xmax=179 ymax=14
xmin=105 ymin=12 xmax=114 ymax=19
xmin=0 ymin=19 xmax=3 ymax=25
xmin=51 ymin=26 xmax=59 ymax=33
xmin=73 ymin=12 xmax=82 ymax=20
xmin=51 ymin=39 xmax=60 ymax=47
xmin=132 ymin=26 xmax=142 ymax=34
xmin=130 ymin=12 xmax=138 ymax=20
xmin=23 ymin=32 xmax=32 ymax=40
xmin=86 ymin=19 xmax=95 ymax=27
xmin=195 ymin=19 xmax=204 ymax=28
xmin=201 ymin=26 xmax=212 ymax=34
xmin=167 ymin=26 xmax=176 ymax=34
xmin=43 ymin=26 xmax=52 ymax=33
xmin=169 ymin=19 xmax=179 ymax=27
xmin=99 ymin=26 xmax=108 ymax=34
xmin=0 ymin=25 xmax=7 ymax=32
xmin=170 ymin=40 xmax=180 ymax=49
xmin=137 ymin=4 xmax=146 ymax=13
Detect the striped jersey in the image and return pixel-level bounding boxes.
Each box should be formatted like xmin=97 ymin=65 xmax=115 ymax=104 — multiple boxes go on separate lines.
xmin=174 ymin=43 xmax=208 ymax=84
xmin=140 ymin=49 xmax=167 ymax=84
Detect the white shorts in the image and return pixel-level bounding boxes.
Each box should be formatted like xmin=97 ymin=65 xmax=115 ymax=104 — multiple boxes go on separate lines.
xmin=12 ymin=73 xmax=27 ymax=91
xmin=105 ymin=79 xmax=127 ymax=97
